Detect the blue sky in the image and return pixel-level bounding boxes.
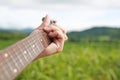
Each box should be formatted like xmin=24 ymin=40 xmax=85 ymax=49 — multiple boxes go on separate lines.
xmin=0 ymin=0 xmax=120 ymax=31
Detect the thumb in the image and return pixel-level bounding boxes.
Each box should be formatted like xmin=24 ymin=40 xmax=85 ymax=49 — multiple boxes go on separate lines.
xmin=38 ymin=15 xmax=50 ymax=30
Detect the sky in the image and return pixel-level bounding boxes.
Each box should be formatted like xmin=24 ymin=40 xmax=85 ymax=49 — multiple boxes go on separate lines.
xmin=0 ymin=0 xmax=120 ymax=31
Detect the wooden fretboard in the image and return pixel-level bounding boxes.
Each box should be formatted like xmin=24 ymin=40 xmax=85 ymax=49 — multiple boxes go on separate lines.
xmin=0 ymin=29 xmax=51 ymax=80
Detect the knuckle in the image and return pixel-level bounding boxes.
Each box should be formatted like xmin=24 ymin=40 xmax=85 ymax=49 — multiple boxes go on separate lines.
xmin=57 ymin=49 xmax=62 ymax=53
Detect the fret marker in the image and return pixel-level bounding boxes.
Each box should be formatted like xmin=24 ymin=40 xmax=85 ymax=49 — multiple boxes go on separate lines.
xmin=4 ymin=53 xmax=8 ymax=57
xmin=13 ymin=69 xmax=17 ymax=73
xmin=23 ymin=51 xmax=27 ymax=54
xmin=32 ymin=44 xmax=35 ymax=48
xmin=40 ymin=39 xmax=42 ymax=41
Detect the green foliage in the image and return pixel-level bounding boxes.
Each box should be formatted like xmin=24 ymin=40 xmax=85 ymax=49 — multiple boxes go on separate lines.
xmin=0 ymin=28 xmax=120 ymax=80
xmin=16 ymin=42 xmax=120 ymax=80
xmin=0 ymin=31 xmax=28 ymax=49
xmin=68 ymin=27 xmax=120 ymax=42
xmin=1 ymin=40 xmax=120 ymax=80
xmin=0 ymin=31 xmax=28 ymax=41
xmin=15 ymin=41 xmax=120 ymax=80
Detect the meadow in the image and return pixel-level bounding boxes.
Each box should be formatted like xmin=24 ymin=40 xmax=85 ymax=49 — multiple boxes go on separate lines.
xmin=0 ymin=36 xmax=120 ymax=80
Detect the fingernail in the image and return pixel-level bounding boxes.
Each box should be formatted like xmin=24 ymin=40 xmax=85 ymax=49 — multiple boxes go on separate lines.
xmin=49 ymin=32 xmax=53 ymax=35
xmin=44 ymin=27 xmax=48 ymax=30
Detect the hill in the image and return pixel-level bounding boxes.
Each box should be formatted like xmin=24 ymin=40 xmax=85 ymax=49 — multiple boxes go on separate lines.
xmin=0 ymin=28 xmax=33 ymax=33
xmin=0 ymin=27 xmax=120 ymax=42
xmin=68 ymin=27 xmax=120 ymax=42
xmin=0 ymin=29 xmax=29 ymax=40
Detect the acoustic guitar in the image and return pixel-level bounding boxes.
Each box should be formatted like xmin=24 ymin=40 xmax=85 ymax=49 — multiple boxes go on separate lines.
xmin=0 ymin=29 xmax=51 ymax=80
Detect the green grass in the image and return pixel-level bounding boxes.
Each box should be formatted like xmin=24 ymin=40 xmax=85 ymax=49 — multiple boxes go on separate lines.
xmin=0 ymin=39 xmax=21 ymax=49
xmin=0 ymin=39 xmax=120 ymax=80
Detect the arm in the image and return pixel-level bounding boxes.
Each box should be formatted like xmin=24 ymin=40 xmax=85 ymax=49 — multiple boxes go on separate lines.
xmin=0 ymin=15 xmax=68 ymax=80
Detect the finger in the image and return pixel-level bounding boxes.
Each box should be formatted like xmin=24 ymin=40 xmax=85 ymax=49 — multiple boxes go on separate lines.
xmin=64 ymin=35 xmax=68 ymax=41
xmin=36 ymin=43 xmax=59 ymax=58
xmin=37 ymin=15 xmax=50 ymax=30
xmin=55 ymin=25 xmax=68 ymax=41
xmin=48 ymin=30 xmax=64 ymax=39
xmin=44 ymin=26 xmax=68 ymax=41
xmin=43 ymin=25 xmax=60 ymax=33
xmin=53 ymin=24 xmax=67 ymax=34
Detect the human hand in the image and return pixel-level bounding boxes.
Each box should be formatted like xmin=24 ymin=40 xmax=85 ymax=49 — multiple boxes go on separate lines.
xmin=36 ymin=15 xmax=68 ymax=58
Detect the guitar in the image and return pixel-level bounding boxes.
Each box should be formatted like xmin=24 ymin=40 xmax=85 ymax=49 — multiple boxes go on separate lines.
xmin=0 ymin=29 xmax=51 ymax=80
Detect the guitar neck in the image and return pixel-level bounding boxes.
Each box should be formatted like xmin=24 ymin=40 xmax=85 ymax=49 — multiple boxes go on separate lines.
xmin=0 ymin=29 xmax=51 ymax=80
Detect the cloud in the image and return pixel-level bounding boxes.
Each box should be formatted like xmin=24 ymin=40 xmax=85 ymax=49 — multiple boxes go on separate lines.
xmin=0 ymin=0 xmax=120 ymax=10
xmin=0 ymin=0 xmax=120 ymax=31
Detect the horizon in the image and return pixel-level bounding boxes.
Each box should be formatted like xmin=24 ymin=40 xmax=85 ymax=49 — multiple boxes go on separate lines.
xmin=0 ymin=0 xmax=120 ymax=31
xmin=0 ymin=26 xmax=120 ymax=32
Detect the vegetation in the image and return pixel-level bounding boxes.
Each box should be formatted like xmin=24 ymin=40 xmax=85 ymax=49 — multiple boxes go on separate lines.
xmin=0 ymin=27 xmax=120 ymax=80
xmin=68 ymin=27 xmax=120 ymax=42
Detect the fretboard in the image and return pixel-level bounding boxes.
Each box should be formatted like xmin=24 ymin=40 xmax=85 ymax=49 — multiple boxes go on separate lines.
xmin=0 ymin=29 xmax=51 ymax=80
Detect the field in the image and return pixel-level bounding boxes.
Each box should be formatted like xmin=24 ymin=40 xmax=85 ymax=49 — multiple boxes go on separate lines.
xmin=0 ymin=36 xmax=120 ymax=80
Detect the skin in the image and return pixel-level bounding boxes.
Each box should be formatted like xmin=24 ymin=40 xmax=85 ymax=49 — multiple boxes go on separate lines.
xmin=35 ymin=15 xmax=68 ymax=59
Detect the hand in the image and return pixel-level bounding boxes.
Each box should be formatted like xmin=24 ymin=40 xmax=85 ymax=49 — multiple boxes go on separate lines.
xmin=36 ymin=15 xmax=68 ymax=59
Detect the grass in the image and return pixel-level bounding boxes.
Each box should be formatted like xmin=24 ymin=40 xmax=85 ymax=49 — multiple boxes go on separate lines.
xmin=0 ymin=38 xmax=120 ymax=80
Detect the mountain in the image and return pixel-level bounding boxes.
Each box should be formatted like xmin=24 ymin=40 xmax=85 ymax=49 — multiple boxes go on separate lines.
xmin=0 ymin=27 xmax=120 ymax=42
xmin=68 ymin=27 xmax=120 ymax=42
xmin=19 ymin=28 xmax=33 ymax=33
xmin=0 ymin=28 xmax=33 ymax=34
xmin=0 ymin=28 xmax=33 ymax=40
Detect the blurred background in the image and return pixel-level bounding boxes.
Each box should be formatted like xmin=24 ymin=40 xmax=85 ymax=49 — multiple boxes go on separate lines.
xmin=0 ymin=0 xmax=120 ymax=80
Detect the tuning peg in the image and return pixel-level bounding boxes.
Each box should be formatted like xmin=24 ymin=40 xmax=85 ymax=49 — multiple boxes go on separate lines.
xmin=42 ymin=17 xmax=56 ymax=24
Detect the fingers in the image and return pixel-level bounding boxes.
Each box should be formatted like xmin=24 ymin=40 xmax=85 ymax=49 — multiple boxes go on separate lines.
xmin=43 ymin=25 xmax=68 ymax=41
xmin=43 ymin=25 xmax=59 ymax=32
xmin=49 ymin=30 xmax=64 ymax=39
xmin=54 ymin=24 xmax=67 ymax=34
xmin=37 ymin=42 xmax=60 ymax=58
xmin=54 ymin=25 xmax=68 ymax=41
xmin=44 ymin=26 xmax=64 ymax=39
xmin=37 ymin=15 xmax=50 ymax=30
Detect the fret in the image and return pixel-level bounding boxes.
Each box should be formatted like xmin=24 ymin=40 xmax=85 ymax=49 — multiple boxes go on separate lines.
xmin=30 ymin=32 xmax=40 ymax=56
xmin=35 ymin=31 xmax=44 ymax=53
xmin=0 ymin=29 xmax=51 ymax=80
xmin=7 ymin=61 xmax=18 ymax=79
xmin=0 ymin=64 xmax=10 ymax=80
xmin=15 ymin=44 xmax=27 ymax=68
xmin=7 ymin=49 xmax=20 ymax=74
xmin=0 ymin=51 xmax=12 ymax=79
xmin=22 ymin=41 xmax=33 ymax=61
xmin=13 ymin=44 xmax=25 ymax=69
xmin=4 ymin=49 xmax=20 ymax=79
xmin=12 ymin=46 xmax=24 ymax=71
xmin=17 ymin=45 xmax=29 ymax=64
xmin=0 ymin=56 xmax=14 ymax=79
xmin=4 ymin=62 xmax=14 ymax=79
xmin=26 ymin=35 xmax=37 ymax=59
xmin=1 ymin=51 xmax=15 ymax=79
xmin=36 ymin=30 xmax=45 ymax=49
xmin=31 ymin=30 xmax=45 ymax=56
xmin=0 ymin=53 xmax=8 ymax=65
xmin=17 ymin=50 xmax=28 ymax=67
xmin=34 ymin=37 xmax=43 ymax=54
